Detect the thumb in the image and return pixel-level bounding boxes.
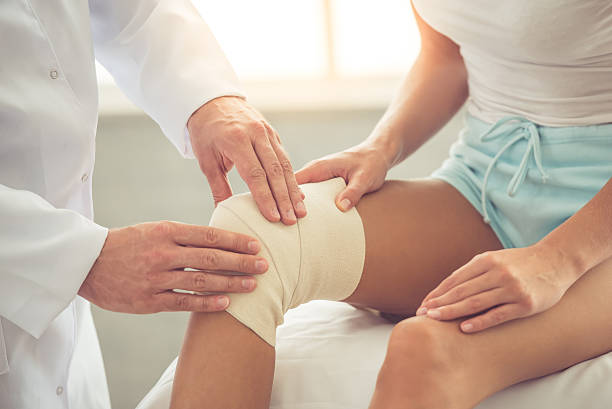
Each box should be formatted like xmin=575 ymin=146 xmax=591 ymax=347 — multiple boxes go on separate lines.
xmin=295 ymin=159 xmax=337 ymax=185
xmin=204 ymin=165 xmax=233 ymax=206
xmin=335 ymin=173 xmax=369 ymax=212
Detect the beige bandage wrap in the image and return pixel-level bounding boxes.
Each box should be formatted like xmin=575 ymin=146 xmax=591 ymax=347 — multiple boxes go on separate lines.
xmin=209 ymin=178 xmax=366 ymax=346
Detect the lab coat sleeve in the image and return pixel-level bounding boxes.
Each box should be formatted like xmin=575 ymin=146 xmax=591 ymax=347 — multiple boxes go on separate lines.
xmin=0 ymin=184 xmax=108 ymax=338
xmin=89 ymin=0 xmax=244 ymax=158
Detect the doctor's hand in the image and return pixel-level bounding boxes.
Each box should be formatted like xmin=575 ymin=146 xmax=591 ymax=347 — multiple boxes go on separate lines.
xmin=296 ymin=142 xmax=391 ymax=212
xmin=78 ymin=221 xmax=268 ymax=313
xmin=416 ymin=244 xmax=580 ymax=333
xmin=187 ymin=96 xmax=306 ymax=225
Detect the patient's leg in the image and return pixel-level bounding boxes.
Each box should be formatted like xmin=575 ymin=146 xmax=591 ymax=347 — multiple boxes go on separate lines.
xmin=369 ymin=257 xmax=612 ymax=409
xmin=170 ymin=178 xmax=502 ymax=409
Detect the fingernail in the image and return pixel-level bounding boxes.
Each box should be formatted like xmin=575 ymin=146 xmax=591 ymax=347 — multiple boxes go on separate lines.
xmin=217 ymin=296 xmax=229 ymax=309
xmin=416 ymin=307 xmax=428 ymax=316
xmin=242 ymin=279 xmax=255 ymax=290
xmin=248 ymin=240 xmax=260 ymax=253
xmin=427 ymin=309 xmax=441 ymax=319
xmin=286 ymin=209 xmax=296 ymax=221
xmin=462 ymin=322 xmax=474 ymax=332
xmin=296 ymin=201 xmax=306 ymax=215
xmin=255 ymin=259 xmax=268 ymax=272
xmin=271 ymin=208 xmax=281 ymax=220
xmin=339 ymin=198 xmax=351 ymax=212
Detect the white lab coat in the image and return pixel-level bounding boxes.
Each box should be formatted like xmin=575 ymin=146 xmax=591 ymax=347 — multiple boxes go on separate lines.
xmin=0 ymin=1 xmax=242 ymax=408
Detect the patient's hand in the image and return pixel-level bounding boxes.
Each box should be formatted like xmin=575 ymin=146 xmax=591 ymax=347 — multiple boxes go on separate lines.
xmin=79 ymin=221 xmax=268 ymax=314
xmin=188 ymin=96 xmax=306 ymax=225
xmin=296 ymin=142 xmax=390 ymax=212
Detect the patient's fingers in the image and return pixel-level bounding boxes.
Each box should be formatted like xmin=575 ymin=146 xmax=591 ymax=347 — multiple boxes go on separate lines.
xmin=156 ymin=292 xmax=231 ymax=312
xmin=175 ymin=247 xmax=268 ymax=275
xmin=159 ymin=270 xmax=257 ymax=293
xmin=295 ymin=157 xmax=340 ymax=184
xmin=422 ymin=271 xmax=501 ymax=310
xmin=420 ymin=253 xmax=490 ymax=307
xmin=172 ymin=223 xmax=261 ymax=254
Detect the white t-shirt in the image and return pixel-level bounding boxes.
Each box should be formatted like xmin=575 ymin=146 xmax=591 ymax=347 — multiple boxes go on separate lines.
xmin=412 ymin=0 xmax=612 ymax=126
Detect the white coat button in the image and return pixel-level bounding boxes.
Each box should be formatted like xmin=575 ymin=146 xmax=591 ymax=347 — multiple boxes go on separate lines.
xmin=50 ymin=70 xmax=58 ymax=79
xmin=56 ymin=386 xmax=63 ymax=395
xmin=81 ymin=173 xmax=88 ymax=183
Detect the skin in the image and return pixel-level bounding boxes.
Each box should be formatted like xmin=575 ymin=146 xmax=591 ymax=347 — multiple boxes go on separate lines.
xmin=171 ymin=179 xmax=503 ymax=408
xmin=170 ymin=2 xmax=612 ymax=408
xmin=80 ymin=94 xmax=306 ymax=314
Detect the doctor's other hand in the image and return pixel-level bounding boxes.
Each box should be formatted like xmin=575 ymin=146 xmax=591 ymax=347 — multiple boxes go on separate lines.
xmin=296 ymin=142 xmax=392 ymax=212
xmin=187 ymin=96 xmax=306 ymax=225
xmin=78 ymin=221 xmax=268 ymax=314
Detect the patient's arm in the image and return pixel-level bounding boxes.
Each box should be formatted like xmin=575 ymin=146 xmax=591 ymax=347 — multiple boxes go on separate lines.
xmin=170 ymin=179 xmax=500 ymax=408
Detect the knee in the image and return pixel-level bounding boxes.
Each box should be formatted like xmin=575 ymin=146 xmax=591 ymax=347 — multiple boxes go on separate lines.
xmin=379 ymin=317 xmax=462 ymax=383
xmin=209 ymin=178 xmax=366 ymax=347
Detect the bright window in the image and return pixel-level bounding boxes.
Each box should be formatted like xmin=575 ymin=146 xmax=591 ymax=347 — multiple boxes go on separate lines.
xmin=97 ymin=0 xmax=419 ymax=83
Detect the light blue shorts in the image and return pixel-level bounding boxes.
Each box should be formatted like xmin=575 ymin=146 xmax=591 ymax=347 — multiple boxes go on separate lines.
xmin=431 ymin=114 xmax=612 ymax=249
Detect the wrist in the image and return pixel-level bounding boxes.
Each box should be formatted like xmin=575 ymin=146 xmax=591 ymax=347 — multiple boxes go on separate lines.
xmin=533 ymin=238 xmax=588 ymax=283
xmin=364 ymin=130 xmax=403 ymax=170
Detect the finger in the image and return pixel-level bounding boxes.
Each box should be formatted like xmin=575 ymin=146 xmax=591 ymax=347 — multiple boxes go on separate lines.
xmin=295 ymin=159 xmax=339 ymax=184
xmin=335 ymin=171 xmax=369 ymax=212
xmin=172 ymin=224 xmax=261 ymax=254
xmin=420 ymin=254 xmax=491 ymax=306
xmin=423 ymin=270 xmax=501 ymax=310
xmin=200 ymin=152 xmax=233 ymax=205
xmin=425 ymin=288 xmax=509 ymax=321
xmin=233 ymin=144 xmax=281 ymax=223
xmin=160 ymin=270 xmax=257 ymax=293
xmin=176 ymin=247 xmax=268 ymax=275
xmin=269 ymin=136 xmax=307 ymax=218
xmin=156 ymin=292 xmax=230 ymax=312
xmin=253 ymin=134 xmax=296 ymax=225
xmin=460 ymin=303 xmax=525 ymax=333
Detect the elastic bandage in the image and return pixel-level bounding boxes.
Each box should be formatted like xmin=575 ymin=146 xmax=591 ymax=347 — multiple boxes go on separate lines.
xmin=209 ymin=178 xmax=366 ymax=346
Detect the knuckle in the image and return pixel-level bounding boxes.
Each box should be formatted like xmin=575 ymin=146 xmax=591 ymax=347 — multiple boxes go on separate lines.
xmin=468 ymin=297 xmax=482 ymax=311
xmin=154 ymin=221 xmax=175 ymax=237
xmin=175 ymin=295 xmax=190 ymax=310
xmin=193 ymin=273 xmax=208 ymax=290
xmin=289 ymin=187 xmax=302 ymax=198
xmin=269 ymin=161 xmax=284 ymax=178
xmin=233 ymin=235 xmax=246 ymax=252
xmin=248 ymin=166 xmax=267 ymax=182
xmin=521 ymin=294 xmax=535 ymax=310
xmin=479 ymin=251 xmax=494 ymax=262
xmin=498 ymin=267 xmax=512 ymax=280
xmin=239 ymin=256 xmax=251 ymax=273
xmin=199 ymin=296 xmax=211 ymax=311
xmin=205 ymin=227 xmax=220 ymax=246
xmin=453 ymin=286 xmax=465 ymax=300
xmin=280 ymin=159 xmax=293 ymax=173
xmin=228 ymin=125 xmax=247 ymax=142
xmin=203 ymin=251 xmax=219 ymax=268
xmin=491 ymin=310 xmax=507 ymax=323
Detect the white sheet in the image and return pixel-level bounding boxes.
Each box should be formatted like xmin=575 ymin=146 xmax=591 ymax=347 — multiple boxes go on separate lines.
xmin=136 ymin=301 xmax=612 ymax=409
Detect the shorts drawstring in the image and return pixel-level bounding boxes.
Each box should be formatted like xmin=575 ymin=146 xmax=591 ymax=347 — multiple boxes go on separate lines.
xmin=479 ymin=116 xmax=549 ymax=224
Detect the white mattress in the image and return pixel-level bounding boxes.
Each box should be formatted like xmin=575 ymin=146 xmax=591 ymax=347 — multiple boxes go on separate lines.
xmin=137 ymin=301 xmax=612 ymax=409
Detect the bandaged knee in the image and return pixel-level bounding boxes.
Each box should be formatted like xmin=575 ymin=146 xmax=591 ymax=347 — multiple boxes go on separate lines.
xmin=209 ymin=178 xmax=366 ymax=346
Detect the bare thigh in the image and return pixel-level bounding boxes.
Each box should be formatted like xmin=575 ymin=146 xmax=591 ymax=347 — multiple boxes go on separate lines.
xmin=346 ymin=178 xmax=502 ymax=313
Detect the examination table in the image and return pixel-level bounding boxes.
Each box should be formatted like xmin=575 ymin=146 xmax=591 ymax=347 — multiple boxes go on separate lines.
xmin=137 ymin=301 xmax=612 ymax=409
